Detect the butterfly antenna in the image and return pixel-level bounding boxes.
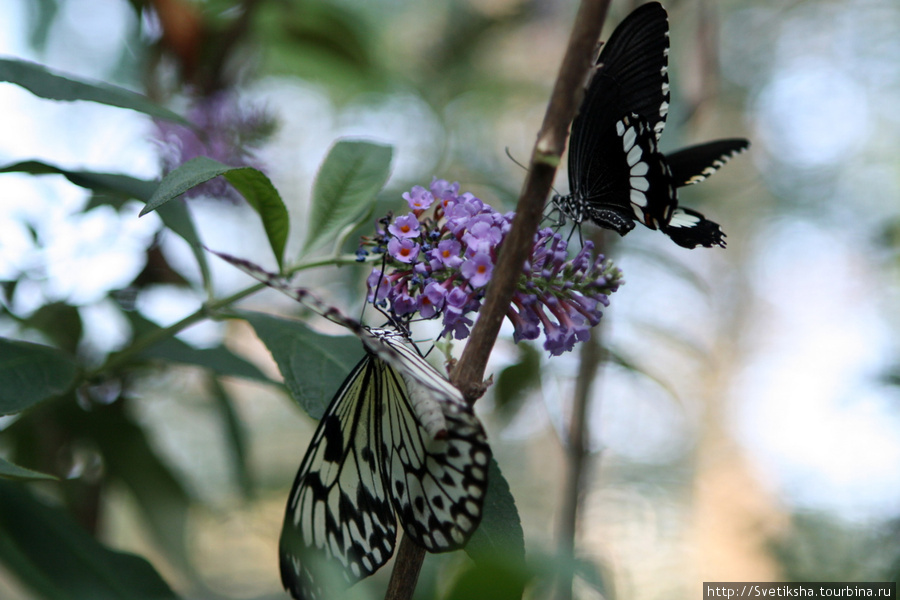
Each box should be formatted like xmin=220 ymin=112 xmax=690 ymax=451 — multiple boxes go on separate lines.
xmin=365 ymin=252 xmax=392 ymax=321
xmin=504 ymin=146 xmax=531 ymax=173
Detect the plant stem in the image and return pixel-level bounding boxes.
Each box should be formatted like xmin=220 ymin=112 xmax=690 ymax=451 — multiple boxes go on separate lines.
xmin=384 ymin=535 xmax=426 ymax=600
xmin=452 ymin=0 xmax=611 ymax=398
xmin=556 ymin=230 xmax=607 ymax=599
xmin=87 ymin=253 xmax=362 ymax=379
xmin=384 ymin=0 xmax=612 ymax=597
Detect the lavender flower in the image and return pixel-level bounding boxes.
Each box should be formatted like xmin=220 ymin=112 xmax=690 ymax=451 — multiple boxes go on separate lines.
xmin=359 ymin=178 xmax=623 ymax=354
xmin=153 ymin=90 xmax=274 ymax=200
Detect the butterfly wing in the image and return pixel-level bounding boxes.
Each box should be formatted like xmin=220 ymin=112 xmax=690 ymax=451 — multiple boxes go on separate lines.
xmin=661 ymin=206 xmax=726 ymax=249
xmin=213 ymin=253 xmax=492 ymax=594
xmin=372 ymin=332 xmax=490 ymax=551
xmin=575 ymin=114 xmax=673 ymax=235
xmin=280 ymin=355 xmax=397 ymax=600
xmin=666 ymin=138 xmax=750 ymax=187
xmin=560 ymin=2 xmax=670 ymax=228
xmin=573 ymin=115 xmax=728 ymax=249
xmin=576 ymin=1 xmax=670 ymax=142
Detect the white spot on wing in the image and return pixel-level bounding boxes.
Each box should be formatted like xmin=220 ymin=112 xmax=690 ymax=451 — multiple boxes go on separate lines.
xmin=668 ymin=209 xmax=701 ymax=228
xmin=627 ymin=145 xmax=642 ymax=167
xmin=622 ymin=126 xmax=636 ymax=151
xmin=630 ymin=189 xmax=647 ymax=208
xmin=631 ymin=176 xmax=649 ymax=192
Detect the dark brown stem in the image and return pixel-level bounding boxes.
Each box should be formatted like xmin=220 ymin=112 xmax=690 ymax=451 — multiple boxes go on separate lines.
xmin=383 ymin=1 xmax=612 ymax=598
xmin=384 ymin=534 xmax=426 ymax=600
xmin=452 ymin=0 xmax=612 ymax=398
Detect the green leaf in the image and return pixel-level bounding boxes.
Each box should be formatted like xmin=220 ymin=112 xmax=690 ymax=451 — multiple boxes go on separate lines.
xmin=0 ymin=57 xmax=187 ymax=124
xmin=0 ymin=160 xmax=157 ymax=198
xmin=465 ymin=457 xmax=526 ymax=566
xmin=143 ymin=158 xmax=289 ymax=267
xmin=303 ymin=140 xmax=392 ymax=254
xmin=223 ymin=167 xmax=290 ymax=268
xmin=444 ymin=554 xmax=530 ymax=600
xmin=0 ymin=457 xmax=57 ymax=481
xmin=210 ymin=376 xmax=253 ymax=498
xmin=0 ymin=338 xmax=79 ymax=415
xmin=126 ymin=313 xmax=273 ymax=384
xmin=240 ymin=311 xmax=362 ymax=419
xmin=494 ymin=343 xmax=541 ymax=417
xmin=86 ymin=407 xmax=195 ymax=582
xmin=0 ymin=160 xmax=210 ymax=283
xmin=0 ymin=480 xmax=180 ymax=599
xmin=142 ymin=157 xmax=231 ymax=214
xmin=23 ymin=301 xmax=83 ymax=355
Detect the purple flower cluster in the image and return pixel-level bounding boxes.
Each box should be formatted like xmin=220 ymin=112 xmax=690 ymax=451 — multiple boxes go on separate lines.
xmin=359 ymin=178 xmax=623 ymax=355
xmin=153 ymin=90 xmax=274 ymax=200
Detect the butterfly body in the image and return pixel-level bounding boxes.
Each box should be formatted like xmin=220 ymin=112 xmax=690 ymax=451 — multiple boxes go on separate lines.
xmin=553 ymin=1 xmax=749 ymax=249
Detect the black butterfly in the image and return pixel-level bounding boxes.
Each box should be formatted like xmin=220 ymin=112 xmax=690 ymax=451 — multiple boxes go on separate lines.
xmin=553 ymin=1 xmax=749 ymax=249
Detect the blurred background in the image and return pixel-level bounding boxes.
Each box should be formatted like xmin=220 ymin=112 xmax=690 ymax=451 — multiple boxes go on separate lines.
xmin=1 ymin=0 xmax=899 ymax=598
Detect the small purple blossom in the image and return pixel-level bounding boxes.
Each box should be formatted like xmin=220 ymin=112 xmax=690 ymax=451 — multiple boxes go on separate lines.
xmin=366 ymin=269 xmax=390 ymax=303
xmin=402 ymin=186 xmax=434 ymax=211
xmin=388 ymin=213 xmax=421 ymax=239
xmin=418 ymin=282 xmax=447 ymax=318
xmin=432 ymin=239 xmax=463 ymax=268
xmin=430 ymin=178 xmax=459 ymax=206
xmin=387 ymin=237 xmax=420 ymax=263
xmin=460 ymin=252 xmax=493 ymax=288
xmin=359 ymin=180 xmax=623 ymax=354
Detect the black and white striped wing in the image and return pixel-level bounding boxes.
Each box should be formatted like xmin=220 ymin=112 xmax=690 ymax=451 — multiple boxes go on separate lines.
xmin=576 ymin=114 xmax=728 ymax=249
xmin=209 ymin=253 xmax=493 ymax=597
xmin=279 ymin=355 xmax=397 ymax=600
xmin=666 ymin=138 xmax=750 ymax=187
xmin=375 ymin=345 xmax=490 ymax=551
xmin=661 ymin=206 xmax=726 ymax=249
xmin=556 ymin=2 xmax=670 ymax=228
xmin=574 ymin=113 xmax=673 ymax=236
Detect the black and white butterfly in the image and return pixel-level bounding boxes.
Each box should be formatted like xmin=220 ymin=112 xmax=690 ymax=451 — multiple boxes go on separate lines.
xmin=552 ymin=1 xmax=749 ymax=249
xmin=211 ymin=251 xmax=490 ymax=600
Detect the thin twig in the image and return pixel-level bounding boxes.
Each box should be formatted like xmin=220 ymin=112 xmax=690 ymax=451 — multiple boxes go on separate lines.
xmin=383 ymin=1 xmax=612 ymax=598
xmin=88 ymin=253 xmax=362 ymax=379
xmin=556 ymin=231 xmax=609 ymax=600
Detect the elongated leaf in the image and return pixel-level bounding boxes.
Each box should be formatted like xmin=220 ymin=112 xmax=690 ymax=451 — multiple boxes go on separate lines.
xmin=142 ymin=157 xmax=231 ymax=214
xmin=0 ymin=57 xmax=186 ymax=124
xmin=0 ymin=160 xmax=157 ymax=198
xmin=494 ymin=343 xmax=541 ymax=417
xmin=240 ymin=311 xmax=362 ymax=419
xmin=304 ymin=140 xmax=392 ymax=254
xmin=223 ymin=167 xmax=290 ymax=267
xmin=126 ymin=312 xmax=273 ymax=384
xmin=0 ymin=480 xmax=180 ymax=599
xmin=143 ymin=158 xmax=289 ymax=267
xmin=465 ymin=457 xmax=526 ymax=566
xmin=210 ymin=376 xmax=253 ymax=498
xmin=0 ymin=338 xmax=79 ymax=415
xmin=84 ymin=407 xmax=195 ymax=582
xmin=24 ymin=301 xmax=83 ymax=355
xmin=0 ymin=160 xmax=209 ymax=282
xmin=0 ymin=457 xmax=57 ymax=481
